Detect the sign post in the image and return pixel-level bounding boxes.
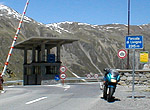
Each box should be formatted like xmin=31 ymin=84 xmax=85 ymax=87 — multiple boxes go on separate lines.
xmin=125 ymin=36 xmax=143 ymax=99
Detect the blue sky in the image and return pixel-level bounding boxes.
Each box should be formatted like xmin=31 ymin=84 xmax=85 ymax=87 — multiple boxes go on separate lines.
xmin=1 ymin=0 xmax=150 ymax=25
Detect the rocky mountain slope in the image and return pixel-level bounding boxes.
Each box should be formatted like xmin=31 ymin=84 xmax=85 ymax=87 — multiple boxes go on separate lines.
xmin=0 ymin=5 xmax=150 ymax=79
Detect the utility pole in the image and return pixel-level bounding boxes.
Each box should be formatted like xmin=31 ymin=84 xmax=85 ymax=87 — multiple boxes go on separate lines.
xmin=127 ymin=0 xmax=130 ymax=69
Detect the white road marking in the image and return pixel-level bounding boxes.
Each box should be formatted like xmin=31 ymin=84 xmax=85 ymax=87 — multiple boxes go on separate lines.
xmin=44 ymin=84 xmax=70 ymax=91
xmin=44 ymin=84 xmax=63 ymax=87
xmin=64 ymin=88 xmax=68 ymax=91
xmin=63 ymin=85 xmax=70 ymax=91
xmin=25 ymin=97 xmax=47 ymax=105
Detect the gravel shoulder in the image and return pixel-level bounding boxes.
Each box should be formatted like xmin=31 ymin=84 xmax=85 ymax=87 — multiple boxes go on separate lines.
xmin=90 ymin=85 xmax=150 ymax=110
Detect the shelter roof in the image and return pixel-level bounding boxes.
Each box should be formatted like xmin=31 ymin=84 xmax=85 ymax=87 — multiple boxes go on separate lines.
xmin=14 ymin=37 xmax=78 ymax=50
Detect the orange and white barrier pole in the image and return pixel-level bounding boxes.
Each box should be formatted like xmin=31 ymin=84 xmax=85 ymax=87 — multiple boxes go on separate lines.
xmin=1 ymin=0 xmax=30 ymax=77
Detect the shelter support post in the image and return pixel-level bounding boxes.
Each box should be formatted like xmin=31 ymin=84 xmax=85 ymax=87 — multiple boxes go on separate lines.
xmin=57 ymin=44 xmax=61 ymax=62
xmin=56 ymin=44 xmax=61 ymax=75
xmin=32 ymin=46 xmax=36 ymax=63
xmin=47 ymin=47 xmax=50 ymax=62
xmin=41 ymin=43 xmax=45 ymax=62
xmin=23 ymin=48 xmax=28 ymax=85
xmin=41 ymin=44 xmax=46 ymax=75
xmin=37 ymin=50 xmax=41 ymax=62
xmin=32 ymin=47 xmax=36 ymax=76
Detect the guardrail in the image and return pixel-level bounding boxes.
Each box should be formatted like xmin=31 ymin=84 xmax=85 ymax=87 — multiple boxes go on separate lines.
xmin=3 ymin=77 xmax=103 ymax=85
xmin=117 ymin=69 xmax=150 ymax=72
xmin=65 ymin=77 xmax=103 ymax=82
xmin=3 ymin=80 xmax=23 ymax=85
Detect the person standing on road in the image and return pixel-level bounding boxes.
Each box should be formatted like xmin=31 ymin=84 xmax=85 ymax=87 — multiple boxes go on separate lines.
xmin=0 ymin=73 xmax=4 ymax=91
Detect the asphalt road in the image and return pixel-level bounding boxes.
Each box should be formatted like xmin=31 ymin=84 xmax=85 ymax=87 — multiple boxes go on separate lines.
xmin=1 ymin=83 xmax=150 ymax=110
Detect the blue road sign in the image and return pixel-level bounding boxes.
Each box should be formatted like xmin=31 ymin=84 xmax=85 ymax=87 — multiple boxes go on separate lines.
xmin=125 ymin=36 xmax=143 ymax=49
xmin=54 ymin=75 xmax=60 ymax=81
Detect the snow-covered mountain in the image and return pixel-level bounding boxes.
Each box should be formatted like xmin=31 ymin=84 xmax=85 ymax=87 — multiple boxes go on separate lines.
xmin=0 ymin=4 xmax=32 ymax=23
xmin=1 ymin=5 xmax=150 ymax=79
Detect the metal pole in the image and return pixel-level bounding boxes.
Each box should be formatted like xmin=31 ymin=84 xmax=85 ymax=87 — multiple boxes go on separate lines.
xmin=128 ymin=0 xmax=130 ymax=35
xmin=1 ymin=0 xmax=30 ymax=77
xmin=122 ymin=60 xmax=123 ymax=69
xmin=62 ymin=79 xmax=64 ymax=86
xmin=132 ymin=49 xmax=135 ymax=99
xmin=127 ymin=0 xmax=130 ymax=69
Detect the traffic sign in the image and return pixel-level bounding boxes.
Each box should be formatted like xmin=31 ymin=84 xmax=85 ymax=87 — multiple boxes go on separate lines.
xmin=60 ymin=73 xmax=67 ymax=79
xmin=94 ymin=74 xmax=99 ymax=79
xmin=140 ymin=51 xmax=149 ymax=63
xmin=60 ymin=66 xmax=67 ymax=73
xmin=125 ymin=36 xmax=143 ymax=49
xmin=86 ymin=74 xmax=91 ymax=79
xmin=54 ymin=75 xmax=60 ymax=81
xmin=118 ymin=49 xmax=127 ymax=59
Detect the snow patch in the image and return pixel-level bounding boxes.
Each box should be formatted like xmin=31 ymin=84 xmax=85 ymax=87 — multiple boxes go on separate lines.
xmin=78 ymin=22 xmax=90 ymax=26
xmin=142 ymin=24 xmax=148 ymax=26
xmin=138 ymin=26 xmax=144 ymax=30
xmin=46 ymin=22 xmax=72 ymax=33
xmin=0 ymin=5 xmax=32 ymax=23
xmin=60 ymin=21 xmax=74 ymax=24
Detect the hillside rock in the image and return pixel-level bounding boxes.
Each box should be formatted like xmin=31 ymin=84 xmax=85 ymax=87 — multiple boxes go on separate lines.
xmin=0 ymin=5 xmax=150 ymax=79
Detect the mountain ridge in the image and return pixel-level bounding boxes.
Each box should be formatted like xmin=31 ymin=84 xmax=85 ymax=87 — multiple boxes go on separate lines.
xmin=0 ymin=5 xmax=150 ymax=79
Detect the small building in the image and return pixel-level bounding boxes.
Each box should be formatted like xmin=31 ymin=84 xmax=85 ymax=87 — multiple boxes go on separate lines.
xmin=14 ymin=37 xmax=78 ymax=85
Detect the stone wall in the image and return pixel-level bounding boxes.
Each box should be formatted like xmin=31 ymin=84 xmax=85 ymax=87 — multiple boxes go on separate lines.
xmin=41 ymin=80 xmax=61 ymax=85
xmin=120 ymin=72 xmax=150 ymax=85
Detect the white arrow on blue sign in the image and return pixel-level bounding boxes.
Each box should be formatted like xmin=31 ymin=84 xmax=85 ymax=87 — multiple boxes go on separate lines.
xmin=125 ymin=36 xmax=143 ymax=49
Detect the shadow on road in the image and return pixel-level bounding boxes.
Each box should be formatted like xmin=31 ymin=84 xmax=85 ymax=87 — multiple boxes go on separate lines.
xmin=101 ymin=97 xmax=121 ymax=103
xmin=127 ymin=95 xmax=146 ymax=99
